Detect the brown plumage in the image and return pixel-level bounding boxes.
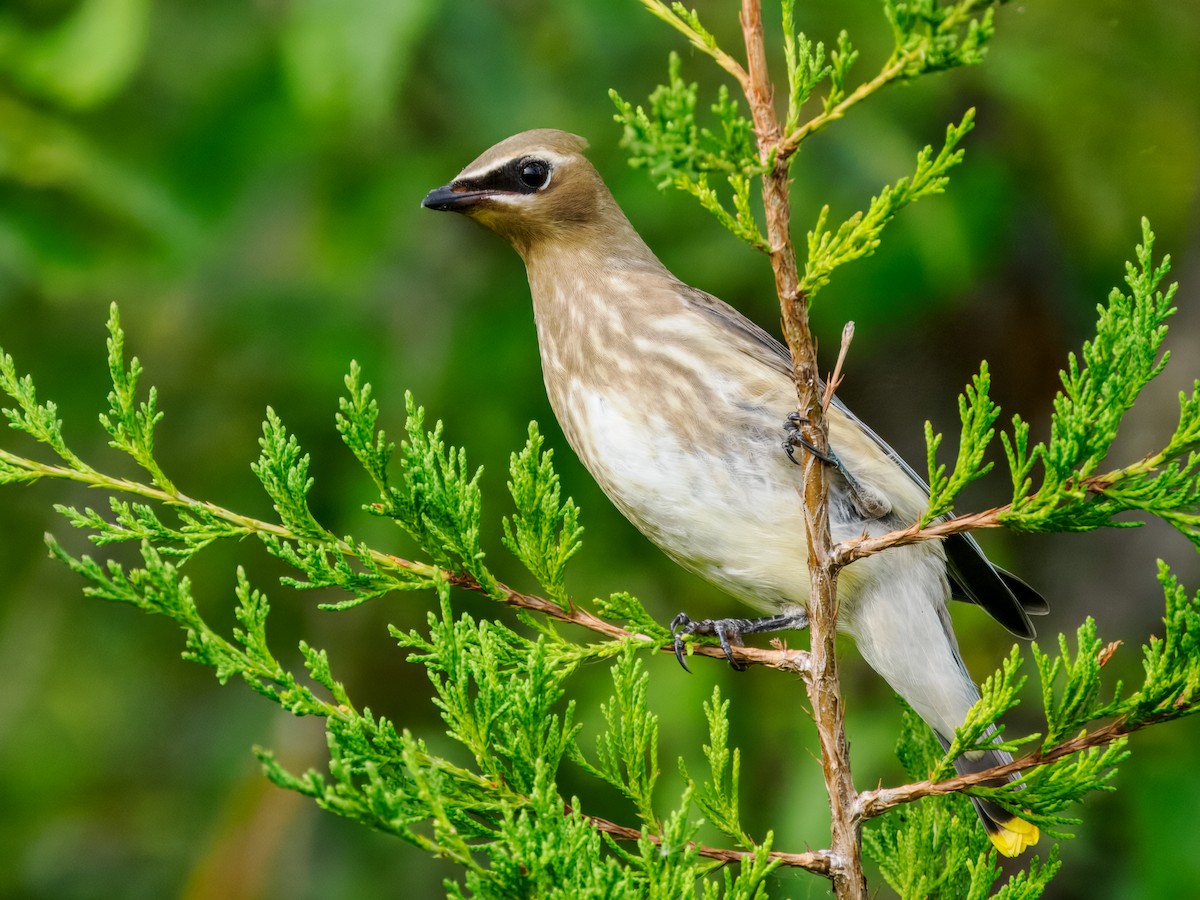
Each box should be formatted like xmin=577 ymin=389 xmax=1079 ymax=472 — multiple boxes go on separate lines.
xmin=423 ymin=129 xmax=1044 ymax=856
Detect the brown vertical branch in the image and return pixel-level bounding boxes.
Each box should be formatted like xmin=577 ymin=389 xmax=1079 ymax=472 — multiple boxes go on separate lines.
xmin=738 ymin=1 xmax=865 ymax=897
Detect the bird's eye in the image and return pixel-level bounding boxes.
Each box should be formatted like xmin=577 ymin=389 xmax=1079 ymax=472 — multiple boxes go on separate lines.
xmin=518 ymin=159 xmax=551 ymax=191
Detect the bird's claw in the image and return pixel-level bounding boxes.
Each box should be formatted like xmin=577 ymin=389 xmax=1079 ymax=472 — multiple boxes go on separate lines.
xmin=671 ymin=613 xmax=748 ymax=671
xmin=782 ymin=414 xmax=892 ymax=519
xmin=783 ymin=413 xmax=837 ymax=467
xmin=670 ymin=612 xmax=695 ymax=672
xmin=670 ymin=611 xmax=811 ymax=672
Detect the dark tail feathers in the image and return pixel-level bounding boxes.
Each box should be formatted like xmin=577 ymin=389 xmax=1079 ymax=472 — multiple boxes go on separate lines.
xmin=941 ymin=735 xmax=1039 ymax=857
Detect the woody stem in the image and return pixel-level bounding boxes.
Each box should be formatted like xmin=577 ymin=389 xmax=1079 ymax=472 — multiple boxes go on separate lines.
xmin=739 ymin=1 xmax=865 ymax=896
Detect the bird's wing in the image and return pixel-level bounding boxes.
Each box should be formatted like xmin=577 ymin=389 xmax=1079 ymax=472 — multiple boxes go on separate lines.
xmin=682 ymin=286 xmax=1046 ymax=638
xmin=825 ymin=387 xmax=1045 ymax=639
xmin=679 ymin=284 xmax=793 ymax=375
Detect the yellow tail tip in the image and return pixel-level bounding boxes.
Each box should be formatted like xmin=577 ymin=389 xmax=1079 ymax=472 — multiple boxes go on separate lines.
xmin=988 ymin=816 xmax=1040 ymax=858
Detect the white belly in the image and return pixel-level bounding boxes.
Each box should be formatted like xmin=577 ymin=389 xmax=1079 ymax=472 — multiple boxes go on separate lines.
xmin=558 ymin=378 xmax=811 ymax=612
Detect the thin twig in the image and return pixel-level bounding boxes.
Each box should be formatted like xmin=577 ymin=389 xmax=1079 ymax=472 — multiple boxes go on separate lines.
xmin=779 ymin=57 xmax=908 ymax=159
xmin=576 ymin=806 xmax=834 ymax=875
xmin=831 ymin=506 xmax=1007 ymax=569
xmin=639 ymin=0 xmax=750 ymax=91
xmin=858 ymin=717 xmax=1137 ymax=820
xmin=738 ymin=0 xmax=865 ymax=895
xmin=830 ymin=463 xmax=1157 ymax=570
xmin=448 ymin=571 xmax=813 ymax=676
xmin=2 ymin=446 xmax=814 ymax=676
xmin=822 ymin=321 xmax=855 ymax=413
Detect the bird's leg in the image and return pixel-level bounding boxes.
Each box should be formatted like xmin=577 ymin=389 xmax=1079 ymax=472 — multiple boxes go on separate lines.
xmin=783 ymin=413 xmax=892 ymax=519
xmin=670 ymin=610 xmax=809 ymax=672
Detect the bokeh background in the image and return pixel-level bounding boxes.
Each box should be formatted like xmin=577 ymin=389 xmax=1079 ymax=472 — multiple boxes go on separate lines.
xmin=1 ymin=0 xmax=1198 ymax=897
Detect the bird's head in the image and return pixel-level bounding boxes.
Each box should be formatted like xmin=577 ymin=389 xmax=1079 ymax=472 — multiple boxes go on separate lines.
xmin=422 ymin=129 xmax=625 ymax=257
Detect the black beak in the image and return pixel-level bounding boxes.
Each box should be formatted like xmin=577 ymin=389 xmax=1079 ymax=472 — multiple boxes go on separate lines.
xmin=421 ymin=183 xmax=488 ymax=212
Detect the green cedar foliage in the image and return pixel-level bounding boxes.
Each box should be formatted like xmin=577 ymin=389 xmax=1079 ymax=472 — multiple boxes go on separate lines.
xmin=611 ymin=51 xmax=767 ymax=250
xmin=3 ymin=1 xmax=1200 ymax=897
xmin=925 ymin=220 xmax=1200 ymax=546
xmin=3 ymin=234 xmax=1198 ymax=895
xmin=864 ymin=708 xmax=1063 ymax=899
xmin=2 ymin=305 xmax=786 ymax=897
xmin=503 ymin=423 xmax=584 ymax=611
xmin=615 ymin=0 xmax=999 ymax=301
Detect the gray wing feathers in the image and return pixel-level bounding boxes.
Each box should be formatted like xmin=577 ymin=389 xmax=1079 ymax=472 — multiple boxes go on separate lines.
xmin=681 ymin=285 xmax=1048 ymax=635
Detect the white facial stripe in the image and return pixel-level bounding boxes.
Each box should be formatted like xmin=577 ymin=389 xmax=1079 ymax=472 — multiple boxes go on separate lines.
xmin=486 ymin=193 xmax=533 ymax=206
xmin=456 ymin=150 xmax=575 ymax=182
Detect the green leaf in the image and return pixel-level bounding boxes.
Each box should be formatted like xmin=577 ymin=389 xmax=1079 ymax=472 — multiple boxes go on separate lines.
xmin=824 ymin=30 xmax=858 ymax=114
xmin=801 ymin=109 xmax=975 ymax=299
xmin=684 ymin=686 xmax=752 ymax=847
xmin=1034 ymin=618 xmax=1123 ymax=747
xmin=1 ymin=346 xmax=84 ymax=468
xmin=251 ymin=407 xmax=322 ymax=539
xmin=336 ymin=361 xmax=395 ymax=501
xmin=922 ymin=362 xmax=998 ymax=524
xmin=781 ymin=0 xmax=832 ymax=133
xmin=576 ymin=647 xmax=660 ymax=825
xmin=638 ymin=1 xmax=722 ymax=59
xmin=932 ymin=646 xmax=1033 ymax=782
xmin=1004 ymin=220 xmax=1187 ymax=539
xmin=381 ymin=393 xmax=496 ymax=593
xmin=883 ymin=0 xmax=1001 ymax=78
xmin=612 ymin=54 xmax=766 ymax=249
xmin=502 ymin=422 xmax=584 ymax=609
xmin=98 ymin=303 xmax=175 ymax=492
xmin=594 ymin=591 xmax=669 ymax=642
xmin=1124 ymin=562 xmax=1200 ymax=724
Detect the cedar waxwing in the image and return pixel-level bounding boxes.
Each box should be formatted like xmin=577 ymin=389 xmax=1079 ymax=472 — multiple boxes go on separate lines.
xmin=423 ymin=129 xmax=1046 ymax=856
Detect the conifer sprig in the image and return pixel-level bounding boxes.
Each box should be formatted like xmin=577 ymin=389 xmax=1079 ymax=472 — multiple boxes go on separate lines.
xmin=2 ymin=304 xmax=821 ymax=891
xmin=574 ymin=648 xmax=661 ymax=825
xmin=3 ymin=2 xmax=1197 ymax=897
xmin=682 ymin=687 xmax=757 ymax=848
xmin=612 ymin=53 xmax=767 ymax=250
xmin=4 ymin=267 xmax=1197 ymax=895
xmin=99 ymin=304 xmax=175 ymax=493
xmin=1005 ymin=220 xmax=1186 ymax=533
xmin=503 ymin=423 xmax=584 ymax=610
xmin=800 ymin=110 xmax=975 ymax=300
xmin=922 ymin=362 xmax=998 ymax=525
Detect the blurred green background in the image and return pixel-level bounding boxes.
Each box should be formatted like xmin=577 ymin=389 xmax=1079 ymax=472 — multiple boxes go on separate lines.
xmin=1 ymin=0 xmax=1198 ymax=896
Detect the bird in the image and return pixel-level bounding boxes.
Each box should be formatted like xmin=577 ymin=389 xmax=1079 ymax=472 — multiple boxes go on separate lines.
xmin=422 ymin=128 xmax=1047 ymax=857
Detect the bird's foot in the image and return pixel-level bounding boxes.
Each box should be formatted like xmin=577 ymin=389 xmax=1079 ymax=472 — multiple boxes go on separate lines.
xmin=782 ymin=413 xmax=892 ymax=520
xmin=670 ymin=611 xmax=810 ymax=672
xmin=783 ymin=413 xmax=838 ymax=467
